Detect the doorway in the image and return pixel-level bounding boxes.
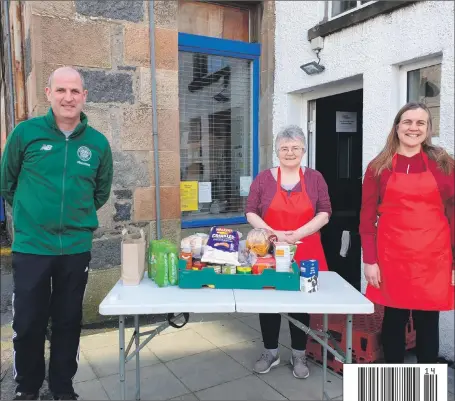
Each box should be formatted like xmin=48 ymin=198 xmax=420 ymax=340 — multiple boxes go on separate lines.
xmin=315 ymin=89 xmax=363 ymax=290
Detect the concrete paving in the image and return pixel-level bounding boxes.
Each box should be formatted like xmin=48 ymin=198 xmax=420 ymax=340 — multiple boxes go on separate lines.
xmin=1 ymin=312 xmax=454 ymax=400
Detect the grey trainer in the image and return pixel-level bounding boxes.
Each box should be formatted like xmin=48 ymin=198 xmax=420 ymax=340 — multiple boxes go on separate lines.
xmin=254 ymin=350 xmax=280 ymax=374
xmin=290 ymin=351 xmax=310 ymax=379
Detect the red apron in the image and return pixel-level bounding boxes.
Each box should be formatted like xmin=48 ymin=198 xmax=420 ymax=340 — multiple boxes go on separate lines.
xmin=365 ymin=152 xmax=454 ymax=311
xmin=263 ymin=167 xmax=328 ymax=271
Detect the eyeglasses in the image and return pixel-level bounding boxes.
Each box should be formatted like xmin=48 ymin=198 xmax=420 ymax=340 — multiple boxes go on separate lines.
xmin=278 ymin=147 xmax=304 ymax=154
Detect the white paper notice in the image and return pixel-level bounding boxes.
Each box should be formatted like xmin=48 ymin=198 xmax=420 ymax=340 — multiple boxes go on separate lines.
xmin=240 ymin=176 xmax=252 ymax=196
xmin=198 ymin=182 xmax=212 ymax=203
xmin=336 ymin=111 xmax=357 ymax=133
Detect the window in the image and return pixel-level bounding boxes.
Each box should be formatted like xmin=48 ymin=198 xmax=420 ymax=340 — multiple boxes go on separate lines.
xmin=178 ymin=0 xmax=250 ymax=42
xmin=178 ymin=33 xmax=260 ymax=228
xmin=329 ymin=0 xmax=376 ymax=19
xmin=399 ymin=56 xmax=442 ymax=138
xmin=407 ymin=64 xmax=441 ymax=137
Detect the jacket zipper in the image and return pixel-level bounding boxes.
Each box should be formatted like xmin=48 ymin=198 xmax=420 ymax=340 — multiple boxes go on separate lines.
xmin=59 ymin=138 xmax=69 ymax=254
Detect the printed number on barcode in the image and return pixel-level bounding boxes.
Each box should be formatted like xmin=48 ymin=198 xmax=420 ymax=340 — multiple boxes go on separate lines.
xmin=343 ymin=364 xmax=448 ymax=401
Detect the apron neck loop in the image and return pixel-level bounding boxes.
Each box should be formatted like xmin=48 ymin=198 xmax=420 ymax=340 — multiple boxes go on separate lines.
xmin=276 ymin=167 xmax=305 ymax=191
xmin=392 ymin=147 xmax=429 ymax=171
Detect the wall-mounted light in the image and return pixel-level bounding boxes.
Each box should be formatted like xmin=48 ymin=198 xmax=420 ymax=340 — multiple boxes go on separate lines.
xmin=300 ymin=49 xmax=325 ymax=75
xmin=300 ymin=61 xmax=325 ymax=75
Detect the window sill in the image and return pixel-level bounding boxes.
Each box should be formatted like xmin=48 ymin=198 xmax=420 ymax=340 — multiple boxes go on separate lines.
xmin=181 ymin=215 xmax=248 ymax=229
xmin=308 ymin=1 xmax=417 ymax=41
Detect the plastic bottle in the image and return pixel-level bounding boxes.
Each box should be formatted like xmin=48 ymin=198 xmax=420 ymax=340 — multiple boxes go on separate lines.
xmin=155 ymin=243 xmax=169 ymax=287
xmin=180 ymin=245 xmax=192 ymax=270
xmin=167 ymin=243 xmax=179 ymax=286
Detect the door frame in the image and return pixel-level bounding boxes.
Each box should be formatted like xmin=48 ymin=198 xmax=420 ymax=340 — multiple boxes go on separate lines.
xmin=285 ymin=75 xmax=363 ymax=169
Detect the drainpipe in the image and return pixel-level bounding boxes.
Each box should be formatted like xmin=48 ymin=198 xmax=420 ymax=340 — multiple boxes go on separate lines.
xmin=148 ymin=0 xmax=162 ymax=239
xmin=10 ymin=0 xmax=26 ymax=122
xmin=4 ymin=0 xmax=16 ymax=128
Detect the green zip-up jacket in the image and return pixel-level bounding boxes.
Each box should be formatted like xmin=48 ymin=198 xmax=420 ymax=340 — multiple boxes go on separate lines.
xmin=0 ymin=108 xmax=113 ymax=255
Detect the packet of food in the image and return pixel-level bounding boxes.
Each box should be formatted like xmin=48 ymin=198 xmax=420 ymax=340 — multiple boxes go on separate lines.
xmin=155 ymin=247 xmax=169 ymax=287
xmin=148 ymin=239 xmax=166 ymax=280
xmin=167 ymin=242 xmax=179 ymax=286
xmin=201 ymin=226 xmax=241 ymax=265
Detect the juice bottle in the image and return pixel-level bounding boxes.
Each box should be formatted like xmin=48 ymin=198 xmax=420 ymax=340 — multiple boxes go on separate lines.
xmin=180 ymin=245 xmax=192 ymax=270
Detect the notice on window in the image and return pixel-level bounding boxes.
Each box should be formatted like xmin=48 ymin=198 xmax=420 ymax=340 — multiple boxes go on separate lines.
xmin=198 ymin=182 xmax=212 ymax=203
xmin=336 ymin=111 xmax=357 ymax=133
xmin=240 ymin=176 xmax=252 ymax=197
xmin=180 ymin=181 xmax=198 ymax=211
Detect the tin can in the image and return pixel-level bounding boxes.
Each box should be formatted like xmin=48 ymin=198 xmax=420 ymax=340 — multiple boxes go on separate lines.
xmin=222 ymin=265 xmax=237 ymax=274
xmin=237 ymin=266 xmax=252 ymax=274
xmin=212 ymin=265 xmax=222 ymax=274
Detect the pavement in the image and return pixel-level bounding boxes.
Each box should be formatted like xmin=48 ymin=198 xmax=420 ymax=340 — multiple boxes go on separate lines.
xmin=1 ymin=312 xmax=454 ymax=400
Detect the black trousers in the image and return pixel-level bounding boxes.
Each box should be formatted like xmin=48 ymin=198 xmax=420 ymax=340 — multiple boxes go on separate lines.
xmin=12 ymin=252 xmax=90 ymax=395
xmin=259 ymin=313 xmax=310 ymax=351
xmin=381 ymin=306 xmax=440 ymax=363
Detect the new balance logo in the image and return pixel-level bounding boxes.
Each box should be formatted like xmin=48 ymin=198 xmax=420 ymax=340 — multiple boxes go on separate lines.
xmin=40 ymin=144 xmax=53 ymax=151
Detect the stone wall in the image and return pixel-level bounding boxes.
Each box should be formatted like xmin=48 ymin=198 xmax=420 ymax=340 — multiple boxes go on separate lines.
xmin=258 ymin=1 xmax=276 ymax=172
xmin=23 ymin=1 xmax=181 ymax=274
xmin=13 ymin=0 xmax=275 ymax=323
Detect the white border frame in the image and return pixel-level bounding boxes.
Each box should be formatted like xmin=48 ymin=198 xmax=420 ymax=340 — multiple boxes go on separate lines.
xmin=398 ymin=55 xmax=443 ymax=106
xmin=328 ymin=0 xmax=376 ymax=21
xmin=398 ymin=55 xmax=443 ymax=142
xmin=284 ymin=76 xmax=363 ymax=169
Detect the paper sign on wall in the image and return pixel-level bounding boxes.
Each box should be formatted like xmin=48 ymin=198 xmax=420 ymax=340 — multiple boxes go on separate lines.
xmin=198 ymin=182 xmax=212 ymax=203
xmin=336 ymin=111 xmax=357 ymax=133
xmin=180 ymin=181 xmax=198 ymax=211
xmin=240 ymin=176 xmax=252 ymax=196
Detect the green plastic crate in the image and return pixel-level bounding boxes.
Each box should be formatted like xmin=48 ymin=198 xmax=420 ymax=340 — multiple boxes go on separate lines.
xmin=178 ymin=259 xmax=300 ymax=291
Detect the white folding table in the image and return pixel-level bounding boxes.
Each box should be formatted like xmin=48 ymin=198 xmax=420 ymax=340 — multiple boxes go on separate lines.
xmin=99 ymin=271 xmax=374 ymax=400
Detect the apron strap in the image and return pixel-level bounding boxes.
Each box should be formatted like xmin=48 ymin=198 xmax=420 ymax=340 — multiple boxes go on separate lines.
xmin=276 ymin=167 xmax=306 ymax=192
xmin=392 ymin=148 xmax=430 ymax=171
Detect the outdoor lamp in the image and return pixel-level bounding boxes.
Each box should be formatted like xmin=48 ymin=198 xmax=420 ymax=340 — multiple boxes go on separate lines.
xmin=301 ymin=49 xmax=325 ymax=75
xmin=300 ymin=61 xmax=325 ymax=75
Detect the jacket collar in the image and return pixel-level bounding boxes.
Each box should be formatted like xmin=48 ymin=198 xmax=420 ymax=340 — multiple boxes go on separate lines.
xmin=44 ymin=107 xmax=88 ymax=138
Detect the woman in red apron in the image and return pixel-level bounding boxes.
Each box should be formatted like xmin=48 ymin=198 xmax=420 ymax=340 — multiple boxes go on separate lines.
xmin=360 ymin=102 xmax=454 ymax=363
xmin=245 ymin=125 xmax=331 ymax=379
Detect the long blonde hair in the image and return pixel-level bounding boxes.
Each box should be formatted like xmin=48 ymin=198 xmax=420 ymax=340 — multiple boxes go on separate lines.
xmin=370 ymin=102 xmax=454 ymax=176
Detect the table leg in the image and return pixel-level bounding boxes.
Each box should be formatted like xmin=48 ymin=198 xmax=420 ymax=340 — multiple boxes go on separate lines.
xmin=119 ymin=315 xmax=126 ymax=401
xmin=135 ymin=315 xmax=140 ymax=400
xmin=346 ymin=314 xmax=353 ymax=363
xmin=322 ymin=314 xmax=328 ymax=400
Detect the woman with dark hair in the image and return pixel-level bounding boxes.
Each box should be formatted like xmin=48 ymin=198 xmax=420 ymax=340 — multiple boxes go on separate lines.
xmin=359 ymin=102 xmax=454 ymax=363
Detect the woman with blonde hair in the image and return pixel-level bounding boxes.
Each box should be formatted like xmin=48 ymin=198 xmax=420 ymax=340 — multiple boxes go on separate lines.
xmin=359 ymin=102 xmax=454 ymax=363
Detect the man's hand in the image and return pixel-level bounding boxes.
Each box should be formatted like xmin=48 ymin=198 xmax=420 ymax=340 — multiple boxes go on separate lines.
xmin=364 ymin=263 xmax=381 ymax=288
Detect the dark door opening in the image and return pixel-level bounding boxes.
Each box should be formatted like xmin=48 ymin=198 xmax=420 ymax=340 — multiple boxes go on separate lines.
xmin=315 ymin=89 xmax=363 ymax=290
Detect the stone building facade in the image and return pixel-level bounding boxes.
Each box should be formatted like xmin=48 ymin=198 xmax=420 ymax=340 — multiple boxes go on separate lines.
xmin=1 ymin=0 xmax=275 ymax=322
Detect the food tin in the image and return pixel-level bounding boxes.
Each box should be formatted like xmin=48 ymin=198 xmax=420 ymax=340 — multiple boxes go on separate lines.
xmin=222 ymin=265 xmax=237 ymax=274
xmin=236 ymin=266 xmax=252 ymax=274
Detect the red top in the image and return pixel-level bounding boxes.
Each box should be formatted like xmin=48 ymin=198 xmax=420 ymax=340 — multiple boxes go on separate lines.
xmin=245 ymin=168 xmax=332 ymax=219
xmin=359 ymin=152 xmax=455 ymax=264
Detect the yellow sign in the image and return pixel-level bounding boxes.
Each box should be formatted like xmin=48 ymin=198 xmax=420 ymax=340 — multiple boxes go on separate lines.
xmin=180 ymin=181 xmax=198 ymax=211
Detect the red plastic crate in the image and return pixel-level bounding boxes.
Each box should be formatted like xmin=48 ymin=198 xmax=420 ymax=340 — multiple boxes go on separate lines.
xmin=306 ymin=304 xmax=416 ymax=374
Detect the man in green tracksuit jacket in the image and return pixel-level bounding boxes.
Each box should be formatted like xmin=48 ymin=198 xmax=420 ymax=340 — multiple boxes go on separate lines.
xmin=0 ymin=66 xmax=113 ymax=401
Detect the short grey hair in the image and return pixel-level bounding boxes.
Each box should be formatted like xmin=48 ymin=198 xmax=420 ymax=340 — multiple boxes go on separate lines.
xmin=275 ymin=125 xmax=307 ymax=154
xmin=47 ymin=66 xmax=85 ymax=89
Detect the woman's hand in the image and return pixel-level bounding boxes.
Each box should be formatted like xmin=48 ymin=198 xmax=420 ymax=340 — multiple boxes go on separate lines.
xmin=273 ymin=230 xmax=294 ymax=243
xmin=283 ymin=230 xmax=303 ymax=244
xmin=364 ymin=263 xmax=381 ymax=288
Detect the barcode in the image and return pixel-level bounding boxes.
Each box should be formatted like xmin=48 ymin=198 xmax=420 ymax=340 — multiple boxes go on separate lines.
xmin=343 ymin=364 xmax=448 ymax=401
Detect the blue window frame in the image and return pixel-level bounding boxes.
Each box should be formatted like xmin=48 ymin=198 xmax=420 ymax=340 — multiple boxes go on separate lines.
xmin=178 ymin=33 xmax=260 ymax=229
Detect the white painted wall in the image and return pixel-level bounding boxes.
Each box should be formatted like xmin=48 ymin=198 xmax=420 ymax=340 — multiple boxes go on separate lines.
xmin=273 ymin=0 xmax=455 ymax=361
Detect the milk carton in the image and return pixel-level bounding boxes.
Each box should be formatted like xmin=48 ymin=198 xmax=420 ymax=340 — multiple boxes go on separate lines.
xmin=300 ymin=260 xmax=319 ymax=293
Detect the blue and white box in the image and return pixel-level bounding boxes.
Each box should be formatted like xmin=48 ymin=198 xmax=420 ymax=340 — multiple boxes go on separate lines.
xmin=300 ymin=260 xmax=319 ymax=293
